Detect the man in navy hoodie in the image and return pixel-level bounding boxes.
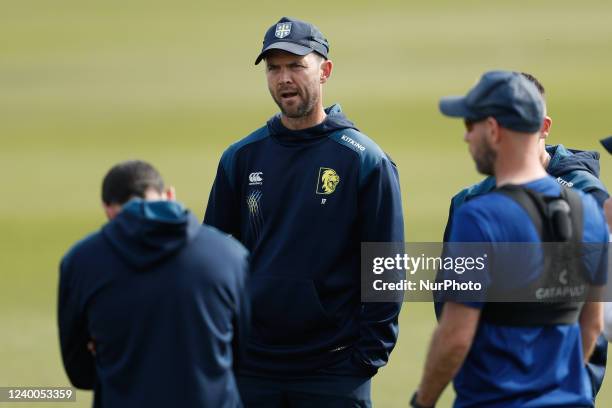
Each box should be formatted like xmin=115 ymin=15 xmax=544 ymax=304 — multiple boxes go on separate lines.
xmin=602 ymin=137 xmax=612 ymax=228
xmin=59 ymin=160 xmax=249 ymax=408
xmin=204 ymin=17 xmax=404 ymax=407
xmin=440 ymin=73 xmax=610 ymax=399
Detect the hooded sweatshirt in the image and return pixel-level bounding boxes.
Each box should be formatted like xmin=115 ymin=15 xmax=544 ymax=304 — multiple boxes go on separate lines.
xmin=204 ymin=104 xmax=404 ymax=377
xmin=441 ymin=144 xmax=609 ymax=397
xmin=59 ymin=200 xmax=249 ymax=408
xmin=446 ymin=144 xmax=608 ymax=234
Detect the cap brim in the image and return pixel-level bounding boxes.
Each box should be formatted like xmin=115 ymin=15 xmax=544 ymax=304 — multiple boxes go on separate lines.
xmin=439 ymin=96 xmax=477 ymax=119
xmin=600 ymin=136 xmax=612 ymax=155
xmin=254 ymin=42 xmax=313 ymax=65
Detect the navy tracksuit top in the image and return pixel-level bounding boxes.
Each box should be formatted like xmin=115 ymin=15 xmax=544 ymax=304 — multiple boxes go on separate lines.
xmin=204 ymin=104 xmax=404 ymax=376
xmin=59 ymin=200 xmax=249 ymax=408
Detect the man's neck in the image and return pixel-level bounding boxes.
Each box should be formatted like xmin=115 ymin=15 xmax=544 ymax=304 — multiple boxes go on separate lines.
xmin=280 ymin=105 xmax=327 ymax=130
xmin=495 ymin=155 xmax=548 ymax=187
xmin=540 ymin=149 xmax=552 ymax=169
xmin=495 ymin=160 xmax=548 ymax=187
xmin=494 ymin=132 xmax=549 ymax=187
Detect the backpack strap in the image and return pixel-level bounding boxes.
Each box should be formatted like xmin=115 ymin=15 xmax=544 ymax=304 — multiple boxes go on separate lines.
xmin=560 ymin=187 xmax=584 ymax=244
xmin=480 ymin=184 xmax=586 ymax=326
xmin=494 ymin=184 xmax=583 ymax=243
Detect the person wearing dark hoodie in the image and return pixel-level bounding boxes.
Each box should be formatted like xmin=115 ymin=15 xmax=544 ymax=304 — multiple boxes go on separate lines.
xmin=204 ymin=17 xmax=403 ymax=407
xmin=599 ymin=136 xmax=612 ymax=344
xmin=601 ymin=136 xmax=612 ymax=228
xmin=440 ymin=74 xmax=610 ymax=400
xmin=58 ymin=160 xmax=249 ymax=408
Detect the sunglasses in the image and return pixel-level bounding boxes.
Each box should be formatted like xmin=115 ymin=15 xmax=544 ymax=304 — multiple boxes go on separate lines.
xmin=464 ymin=118 xmax=487 ymax=131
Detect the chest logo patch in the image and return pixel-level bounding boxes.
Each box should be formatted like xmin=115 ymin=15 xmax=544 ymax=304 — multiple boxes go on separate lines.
xmin=316 ymin=167 xmax=340 ymax=195
xmin=249 ymin=171 xmax=263 ymax=186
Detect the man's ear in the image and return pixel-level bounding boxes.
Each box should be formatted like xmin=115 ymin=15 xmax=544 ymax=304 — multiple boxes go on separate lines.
xmin=103 ymin=203 xmax=122 ymax=220
xmin=485 ymin=117 xmax=501 ymax=147
xmin=320 ymin=59 xmax=333 ymax=84
xmin=164 ymin=186 xmax=176 ymax=201
xmin=540 ymin=116 xmax=552 ymax=140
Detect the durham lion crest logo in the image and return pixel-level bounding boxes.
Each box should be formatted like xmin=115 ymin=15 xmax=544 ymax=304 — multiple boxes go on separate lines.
xmin=316 ymin=167 xmax=340 ymax=195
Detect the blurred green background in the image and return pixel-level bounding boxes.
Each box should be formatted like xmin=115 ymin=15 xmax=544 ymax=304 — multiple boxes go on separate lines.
xmin=1 ymin=0 xmax=611 ymax=406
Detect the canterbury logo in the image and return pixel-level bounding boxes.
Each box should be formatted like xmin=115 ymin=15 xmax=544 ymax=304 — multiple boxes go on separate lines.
xmin=316 ymin=167 xmax=340 ymax=195
xmin=249 ymin=172 xmax=263 ymax=185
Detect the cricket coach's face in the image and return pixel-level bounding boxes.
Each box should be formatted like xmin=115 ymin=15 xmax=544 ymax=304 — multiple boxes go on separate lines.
xmin=254 ymin=17 xmax=332 ymax=120
xmin=265 ymin=50 xmax=331 ymax=119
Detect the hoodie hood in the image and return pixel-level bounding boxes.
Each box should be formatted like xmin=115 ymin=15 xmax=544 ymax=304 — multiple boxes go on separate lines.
xmin=267 ymin=104 xmax=357 ymax=143
xmin=102 ymin=199 xmax=200 ymax=269
xmin=546 ymin=144 xmax=601 ymax=178
xmin=452 ymin=144 xmax=604 ymax=209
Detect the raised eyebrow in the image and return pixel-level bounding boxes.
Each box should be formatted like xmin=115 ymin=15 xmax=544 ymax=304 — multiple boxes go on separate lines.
xmin=266 ymin=61 xmax=305 ymax=69
xmin=288 ymin=61 xmax=307 ymax=68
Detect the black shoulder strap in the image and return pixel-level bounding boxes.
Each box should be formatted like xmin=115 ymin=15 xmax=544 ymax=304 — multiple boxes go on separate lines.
xmin=560 ymin=187 xmax=584 ymax=244
xmin=495 ymin=184 xmax=546 ymax=238
xmin=494 ymin=184 xmax=584 ymax=243
xmin=481 ymin=184 xmax=586 ymax=326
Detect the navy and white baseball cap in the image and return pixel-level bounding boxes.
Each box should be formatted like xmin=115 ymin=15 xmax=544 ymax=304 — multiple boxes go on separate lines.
xmin=255 ymin=17 xmax=329 ymax=65
xmin=601 ymin=136 xmax=612 ymax=155
xmin=439 ymin=70 xmax=545 ymax=133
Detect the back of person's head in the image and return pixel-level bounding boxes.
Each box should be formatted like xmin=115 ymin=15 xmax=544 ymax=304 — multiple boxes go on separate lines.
xmin=519 ymin=72 xmax=553 ymax=154
xmin=520 ymin=72 xmax=545 ymax=97
xmin=102 ymin=160 xmax=165 ymax=206
xmin=439 ymin=70 xmax=545 ymax=134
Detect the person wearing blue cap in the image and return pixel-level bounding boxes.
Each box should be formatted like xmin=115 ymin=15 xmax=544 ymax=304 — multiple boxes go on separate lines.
xmin=601 ymin=136 xmax=612 ymax=155
xmin=204 ymin=16 xmax=404 ymax=407
xmin=58 ymin=160 xmax=249 ymax=408
xmin=410 ymin=71 xmax=609 ymax=408
xmin=438 ymin=73 xmax=610 ymax=402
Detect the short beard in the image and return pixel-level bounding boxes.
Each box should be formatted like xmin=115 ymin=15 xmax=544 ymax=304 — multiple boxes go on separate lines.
xmin=279 ymin=98 xmax=314 ymax=118
xmin=271 ymin=86 xmax=318 ymax=119
xmin=474 ymin=139 xmax=497 ymax=176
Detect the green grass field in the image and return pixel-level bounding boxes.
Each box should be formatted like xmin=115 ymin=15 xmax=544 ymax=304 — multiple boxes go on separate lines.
xmin=1 ymin=1 xmax=611 ymax=406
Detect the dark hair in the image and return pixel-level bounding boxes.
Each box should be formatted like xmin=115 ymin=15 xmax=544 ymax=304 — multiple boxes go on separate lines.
xmin=520 ymin=72 xmax=545 ymax=96
xmin=101 ymin=160 xmax=164 ymax=205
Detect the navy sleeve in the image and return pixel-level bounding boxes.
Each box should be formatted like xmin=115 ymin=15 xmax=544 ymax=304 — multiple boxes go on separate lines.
xmin=57 ymin=256 xmax=95 ymax=389
xmin=581 ymin=195 xmax=610 ymax=285
xmin=358 ymin=155 xmax=404 ymax=242
xmin=204 ymin=161 xmax=240 ymax=239
xmin=352 ymin=155 xmax=404 ymax=372
xmin=232 ymin=250 xmax=250 ymax=369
